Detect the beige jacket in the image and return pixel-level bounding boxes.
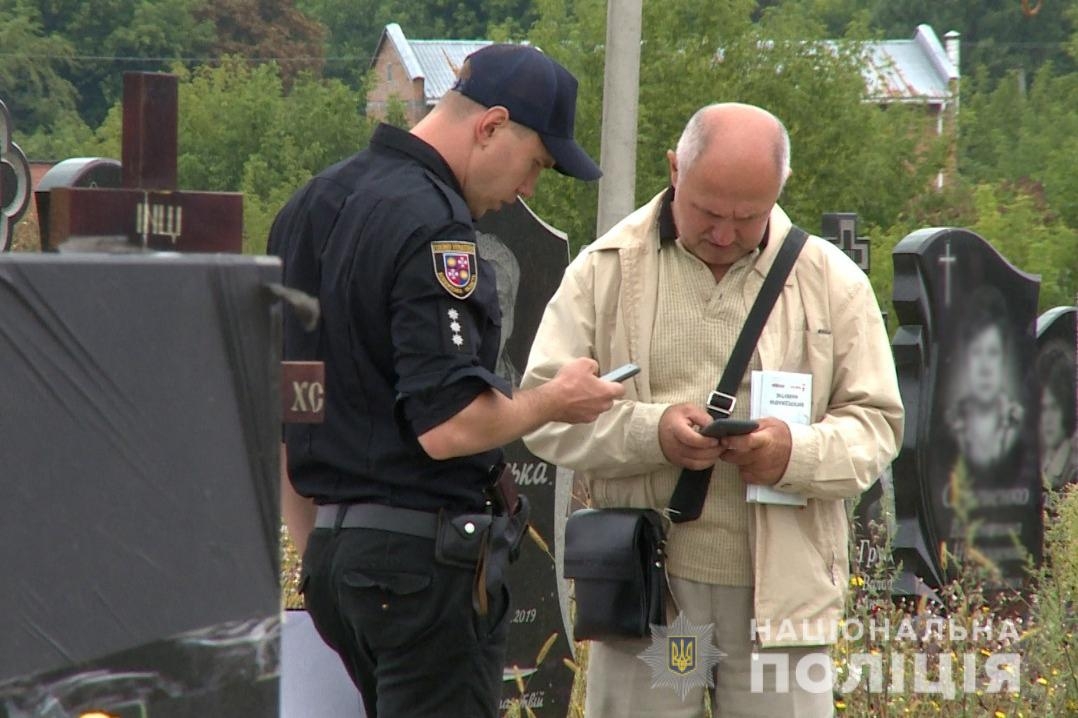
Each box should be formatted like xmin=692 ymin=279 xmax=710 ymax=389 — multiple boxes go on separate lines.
xmin=521 ymin=190 xmax=904 ymax=646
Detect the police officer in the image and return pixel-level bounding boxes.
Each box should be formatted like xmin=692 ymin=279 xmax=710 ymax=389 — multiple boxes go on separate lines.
xmin=268 ymin=44 xmax=623 ymax=718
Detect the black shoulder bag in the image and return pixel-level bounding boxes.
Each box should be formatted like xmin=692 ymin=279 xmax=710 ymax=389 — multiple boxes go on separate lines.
xmin=563 ymin=226 xmax=808 ymax=641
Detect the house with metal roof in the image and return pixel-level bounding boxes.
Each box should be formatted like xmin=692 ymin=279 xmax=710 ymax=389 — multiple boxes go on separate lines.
xmin=366 ymin=23 xmax=492 ymax=126
xmin=367 ymin=22 xmax=960 ymax=184
xmin=858 ymin=24 xmax=960 ymax=186
xmin=862 ymin=24 xmax=960 ymax=122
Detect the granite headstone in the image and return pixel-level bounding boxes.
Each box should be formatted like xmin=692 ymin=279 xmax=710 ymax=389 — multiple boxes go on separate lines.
xmin=476 ymin=199 xmax=576 ymax=716
xmin=1035 ymin=306 xmax=1077 ymax=491
xmin=891 ymin=228 xmax=1042 ymax=593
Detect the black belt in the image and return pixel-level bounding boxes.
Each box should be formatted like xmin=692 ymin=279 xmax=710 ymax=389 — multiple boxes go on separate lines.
xmin=315 ymin=503 xmax=438 ymax=539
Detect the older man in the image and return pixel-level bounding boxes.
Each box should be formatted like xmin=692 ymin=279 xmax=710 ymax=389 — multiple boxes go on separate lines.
xmin=522 ymin=103 xmax=903 ymax=717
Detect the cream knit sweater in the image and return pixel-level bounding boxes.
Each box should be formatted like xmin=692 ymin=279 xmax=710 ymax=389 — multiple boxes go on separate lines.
xmin=650 ymin=240 xmax=761 ymax=586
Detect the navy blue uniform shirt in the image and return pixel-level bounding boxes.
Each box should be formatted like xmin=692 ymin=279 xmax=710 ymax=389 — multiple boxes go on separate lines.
xmin=268 ymin=123 xmax=512 ymax=512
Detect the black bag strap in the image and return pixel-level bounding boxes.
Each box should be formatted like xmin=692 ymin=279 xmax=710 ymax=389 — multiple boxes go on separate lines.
xmin=666 ymin=225 xmax=809 ymax=523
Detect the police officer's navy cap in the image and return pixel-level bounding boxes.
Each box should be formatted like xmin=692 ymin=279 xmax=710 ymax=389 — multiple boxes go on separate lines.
xmin=452 ymin=44 xmax=602 ymax=182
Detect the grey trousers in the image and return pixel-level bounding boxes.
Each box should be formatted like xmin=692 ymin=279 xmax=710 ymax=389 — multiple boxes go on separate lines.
xmin=584 ymin=579 xmax=835 ymax=718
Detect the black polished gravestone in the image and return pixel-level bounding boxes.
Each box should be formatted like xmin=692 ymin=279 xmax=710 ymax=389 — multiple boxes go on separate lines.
xmin=851 ymin=466 xmax=898 ymax=594
xmin=475 ymin=199 xmax=575 ymax=716
xmin=891 ymin=228 xmax=1042 ymax=594
xmin=0 ymin=253 xmax=283 ymax=717
xmin=0 ymin=98 xmax=32 ymax=251
xmin=1036 ymin=306 xmax=1077 ymax=491
xmin=821 ymin=212 xmax=870 ymax=273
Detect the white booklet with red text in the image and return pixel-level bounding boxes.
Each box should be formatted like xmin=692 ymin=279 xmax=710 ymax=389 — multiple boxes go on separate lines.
xmin=746 ymin=370 xmax=810 ymax=506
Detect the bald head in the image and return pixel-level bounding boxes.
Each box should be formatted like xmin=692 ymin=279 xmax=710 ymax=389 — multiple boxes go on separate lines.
xmin=674 ymin=103 xmax=791 ymax=193
xmin=665 ymin=104 xmax=792 ymax=280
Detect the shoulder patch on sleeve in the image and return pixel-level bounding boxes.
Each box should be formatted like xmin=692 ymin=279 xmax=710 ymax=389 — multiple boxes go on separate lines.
xmin=431 ymin=240 xmax=479 ymax=298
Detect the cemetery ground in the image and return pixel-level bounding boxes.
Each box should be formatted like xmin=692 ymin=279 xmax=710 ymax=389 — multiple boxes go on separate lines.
xmin=281 ymin=486 xmax=1078 ymax=717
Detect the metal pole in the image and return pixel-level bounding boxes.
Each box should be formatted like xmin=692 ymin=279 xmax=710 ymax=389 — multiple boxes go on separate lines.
xmin=595 ymin=0 xmax=643 ymax=238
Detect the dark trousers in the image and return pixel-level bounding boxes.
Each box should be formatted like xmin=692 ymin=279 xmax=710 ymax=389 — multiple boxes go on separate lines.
xmin=301 ymin=526 xmax=511 ymax=718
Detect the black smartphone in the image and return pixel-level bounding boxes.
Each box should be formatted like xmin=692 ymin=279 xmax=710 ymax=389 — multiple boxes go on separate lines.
xmin=698 ymin=418 xmax=759 ymax=438
xmin=600 ymin=363 xmax=641 ymax=382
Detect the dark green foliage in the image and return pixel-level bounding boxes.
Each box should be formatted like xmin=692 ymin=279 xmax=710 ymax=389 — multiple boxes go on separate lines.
xmin=0 ymin=2 xmax=79 ymax=134
xmin=4 ymin=0 xmax=1076 ymax=313
xmin=526 ymin=0 xmax=944 ymax=260
xmin=297 ymin=0 xmax=537 ymax=84
xmin=869 ymin=0 xmax=1076 ymax=81
xmin=17 ymin=0 xmax=215 ymax=128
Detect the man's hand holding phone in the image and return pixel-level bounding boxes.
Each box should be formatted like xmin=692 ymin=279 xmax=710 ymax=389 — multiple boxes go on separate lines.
xmin=716 ymin=416 xmax=793 ymax=485
xmin=697 ymin=417 xmax=758 ymax=439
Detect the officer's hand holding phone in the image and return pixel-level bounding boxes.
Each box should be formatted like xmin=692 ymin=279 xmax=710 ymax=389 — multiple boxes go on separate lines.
xmin=600 ymin=363 xmax=640 ymax=383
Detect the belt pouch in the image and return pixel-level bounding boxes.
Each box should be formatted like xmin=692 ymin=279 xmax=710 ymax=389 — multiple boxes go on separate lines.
xmin=435 ymin=511 xmax=493 ymax=569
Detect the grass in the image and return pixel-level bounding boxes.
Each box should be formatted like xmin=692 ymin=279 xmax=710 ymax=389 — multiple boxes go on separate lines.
xmin=10 ymin=216 xmax=39 ymax=252
xmin=834 ymin=484 xmax=1078 ymax=717
xmin=281 ymin=485 xmax=1078 ymax=716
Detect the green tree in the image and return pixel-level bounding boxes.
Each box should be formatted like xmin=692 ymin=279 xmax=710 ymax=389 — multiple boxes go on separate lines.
xmin=1008 ymin=67 xmax=1078 ymax=229
xmin=383 ymin=95 xmax=411 ymax=130
xmin=175 ymin=58 xmax=367 ymax=190
xmin=867 ymin=0 xmax=1076 ymax=81
xmin=294 ymin=0 xmax=383 ymax=85
xmin=967 ymin=181 xmax=1078 ymax=312
xmin=1069 ymin=1 xmax=1078 ymax=60
xmin=717 ymin=7 xmax=943 ymax=233
xmin=753 ymin=0 xmax=872 ymax=36
xmin=9 ymin=0 xmax=328 ymax=134
xmin=16 ymin=111 xmax=101 ymax=161
xmin=194 ymin=0 xmax=327 ymax=85
xmin=176 ymin=59 xmax=285 ymax=192
xmin=21 ymin=52 xmax=367 ymax=253
xmin=298 ymin=0 xmax=536 ymax=85
xmin=0 ymin=2 xmax=78 ymax=136
xmin=241 ymin=72 xmax=371 ymax=253
xmin=524 ymin=0 xmax=944 ymax=257
xmin=172 ymin=58 xmax=368 ymax=252
xmin=961 ymin=64 xmax=1078 ymax=229
xmin=23 ymin=0 xmax=216 ymax=129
